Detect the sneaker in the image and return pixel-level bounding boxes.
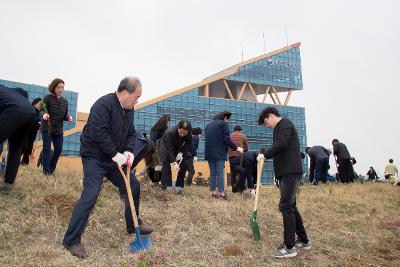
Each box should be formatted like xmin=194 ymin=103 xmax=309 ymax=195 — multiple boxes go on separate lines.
xmin=272 ymin=244 xmax=297 ymax=258
xmin=63 ymin=243 xmax=87 ymax=259
xmin=295 ymin=239 xmax=311 ymax=250
xmin=166 ymin=186 xmax=173 ymax=192
xmin=250 ymin=189 xmax=256 ymax=199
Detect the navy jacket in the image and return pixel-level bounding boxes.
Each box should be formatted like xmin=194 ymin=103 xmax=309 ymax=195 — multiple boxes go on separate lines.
xmin=204 ymin=119 xmax=237 ymax=160
xmin=191 ymin=135 xmax=199 ymax=157
xmin=307 ymin=146 xmax=330 ymax=162
xmin=264 ymin=118 xmax=303 ymax=178
xmin=0 ymin=85 xmax=35 ymax=116
xmin=157 ymin=124 xmax=192 ymax=163
xmin=80 ymin=93 xmax=136 ymax=160
xmin=244 ymin=150 xmax=258 ymax=167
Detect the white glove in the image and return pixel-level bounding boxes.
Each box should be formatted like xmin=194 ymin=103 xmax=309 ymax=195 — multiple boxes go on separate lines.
xmin=171 ymin=162 xmax=180 ymax=171
xmin=112 ymin=152 xmax=127 ymax=166
xmin=257 ymin=153 xmax=265 ymax=162
xmin=123 ymin=151 xmax=134 ymax=167
xmin=43 ymin=113 xmax=50 ymax=121
xmin=237 ymin=147 xmax=244 ymax=153
xmin=193 ymin=156 xmax=198 ymax=162
xmin=176 ymin=152 xmax=183 ymax=161
xmin=154 ymin=165 xmax=162 ymax=171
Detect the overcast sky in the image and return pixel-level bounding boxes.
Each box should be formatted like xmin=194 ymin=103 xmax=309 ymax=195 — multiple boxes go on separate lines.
xmin=1 ymin=0 xmax=399 ymax=176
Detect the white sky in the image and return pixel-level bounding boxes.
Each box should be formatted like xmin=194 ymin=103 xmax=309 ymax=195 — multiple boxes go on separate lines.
xmin=1 ymin=0 xmax=399 ymax=176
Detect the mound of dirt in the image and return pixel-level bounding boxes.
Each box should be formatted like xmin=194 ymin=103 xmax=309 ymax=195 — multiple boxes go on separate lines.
xmin=44 ymin=194 xmax=76 ymax=219
xmin=224 ymin=244 xmax=243 ymax=256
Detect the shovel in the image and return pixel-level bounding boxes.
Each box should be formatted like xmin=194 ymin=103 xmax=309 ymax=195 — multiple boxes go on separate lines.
xmin=117 ymin=163 xmax=152 ymax=252
xmin=250 ymin=159 xmax=264 ymax=240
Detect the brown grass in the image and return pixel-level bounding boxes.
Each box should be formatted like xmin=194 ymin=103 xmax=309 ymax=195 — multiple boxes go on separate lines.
xmin=1 ymin=165 xmax=400 ymax=266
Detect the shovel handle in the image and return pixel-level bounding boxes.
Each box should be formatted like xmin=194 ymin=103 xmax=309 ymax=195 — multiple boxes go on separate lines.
xmin=253 ymin=160 xmax=264 ymax=212
xmin=118 ymin=165 xmax=140 ymax=228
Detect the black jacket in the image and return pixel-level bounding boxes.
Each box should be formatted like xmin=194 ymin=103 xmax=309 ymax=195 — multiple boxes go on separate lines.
xmin=80 ymin=93 xmax=136 ymax=160
xmin=0 ymin=85 xmax=35 ymax=116
xmin=264 ymin=118 xmax=303 ymax=178
xmin=41 ymin=94 xmax=69 ymax=135
xmin=157 ymin=124 xmax=192 ymax=163
xmin=333 ymin=142 xmax=350 ymax=160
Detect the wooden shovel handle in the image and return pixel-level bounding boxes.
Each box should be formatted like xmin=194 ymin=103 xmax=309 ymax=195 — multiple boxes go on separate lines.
xmin=253 ymin=160 xmax=264 ymax=212
xmin=118 ymin=165 xmax=139 ymax=228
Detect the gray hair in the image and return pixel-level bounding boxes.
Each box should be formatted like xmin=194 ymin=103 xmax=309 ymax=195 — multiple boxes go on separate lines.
xmin=117 ymin=76 xmax=142 ymax=93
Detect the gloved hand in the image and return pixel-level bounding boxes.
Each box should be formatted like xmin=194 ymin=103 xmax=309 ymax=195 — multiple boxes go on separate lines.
xmin=66 ymin=115 xmax=73 ymax=122
xmin=43 ymin=113 xmax=50 ymax=121
xmin=193 ymin=156 xmax=198 ymax=162
xmin=176 ymin=152 xmax=183 ymax=161
xmin=123 ymin=151 xmax=134 ymax=167
xmin=154 ymin=165 xmax=162 ymax=172
xmin=112 ymin=152 xmax=127 ymax=166
xmin=171 ymin=162 xmax=180 ymax=171
xmin=256 ymin=153 xmax=265 ymax=162
xmin=237 ymin=147 xmax=244 ymax=153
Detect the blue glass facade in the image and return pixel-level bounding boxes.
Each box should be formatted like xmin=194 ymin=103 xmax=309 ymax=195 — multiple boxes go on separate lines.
xmin=225 ymin=47 xmax=303 ymax=90
xmin=0 ymin=79 xmax=79 ymax=157
xmin=134 ymin=89 xmax=307 ymax=184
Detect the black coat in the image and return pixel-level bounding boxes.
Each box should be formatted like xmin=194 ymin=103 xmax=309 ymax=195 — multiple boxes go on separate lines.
xmin=80 ymin=93 xmax=136 ymax=160
xmin=41 ymin=94 xmax=69 ymax=135
xmin=264 ymin=118 xmax=303 ymax=178
xmin=0 ymin=85 xmax=35 ymax=116
xmin=156 ymin=124 xmax=192 ymax=163
xmin=333 ymin=142 xmax=350 ymax=160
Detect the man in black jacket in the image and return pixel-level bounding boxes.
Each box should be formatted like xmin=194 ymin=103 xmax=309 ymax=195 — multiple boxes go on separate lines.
xmin=258 ymin=107 xmax=309 ymax=258
xmin=63 ymin=77 xmax=152 ymax=259
xmin=332 ymin=139 xmax=353 ymax=183
xmin=157 ymin=120 xmax=192 ymax=192
xmin=306 ymin=145 xmax=331 ymax=185
xmin=0 ymin=86 xmax=35 ymax=194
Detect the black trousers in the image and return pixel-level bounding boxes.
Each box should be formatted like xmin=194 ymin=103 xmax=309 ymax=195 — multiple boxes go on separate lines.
xmin=176 ymin=157 xmax=195 ymax=187
xmin=0 ymin=114 xmax=34 ymax=184
xmin=338 ymin=158 xmax=353 ymax=183
xmin=278 ymin=174 xmax=309 ymax=248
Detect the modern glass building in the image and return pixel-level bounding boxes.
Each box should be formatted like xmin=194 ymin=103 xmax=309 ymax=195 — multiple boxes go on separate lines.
xmin=134 ymin=42 xmax=307 ymax=184
xmin=0 ymin=42 xmax=307 ymax=183
xmin=0 ymin=78 xmax=79 ymax=157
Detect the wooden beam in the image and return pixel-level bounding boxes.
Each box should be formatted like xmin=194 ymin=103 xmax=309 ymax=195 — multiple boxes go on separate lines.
xmin=284 ymin=89 xmax=293 ymax=105
xmin=223 ymin=80 xmax=234 ymax=100
xmin=271 ymin=86 xmax=282 ymax=105
xmin=262 ymin=86 xmax=271 ymax=103
xmin=269 ymin=92 xmax=277 ymax=104
xmin=205 ymin=84 xmax=209 ymax=97
xmin=237 ymin=83 xmax=247 ymax=100
xmin=247 ymin=83 xmax=258 ymax=101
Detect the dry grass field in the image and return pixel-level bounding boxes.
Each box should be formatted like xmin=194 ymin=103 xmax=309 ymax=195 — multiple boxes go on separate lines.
xmin=1 ymin=165 xmax=400 ymax=266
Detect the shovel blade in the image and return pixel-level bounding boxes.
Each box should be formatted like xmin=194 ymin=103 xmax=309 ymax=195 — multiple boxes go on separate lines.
xmin=129 ymin=227 xmax=153 ymax=253
xmin=251 ymin=211 xmax=260 ymax=241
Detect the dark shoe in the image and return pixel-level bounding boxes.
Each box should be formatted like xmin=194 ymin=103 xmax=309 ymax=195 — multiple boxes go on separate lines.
xmin=139 ymin=224 xmax=153 ymax=235
xmin=211 ymin=193 xmax=218 ymax=199
xmin=63 ymin=243 xmax=87 ymax=259
xmin=1 ymin=182 xmax=13 ymax=195
xmin=128 ymin=224 xmax=154 ymax=235
xmin=217 ymin=194 xmax=228 ymax=201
